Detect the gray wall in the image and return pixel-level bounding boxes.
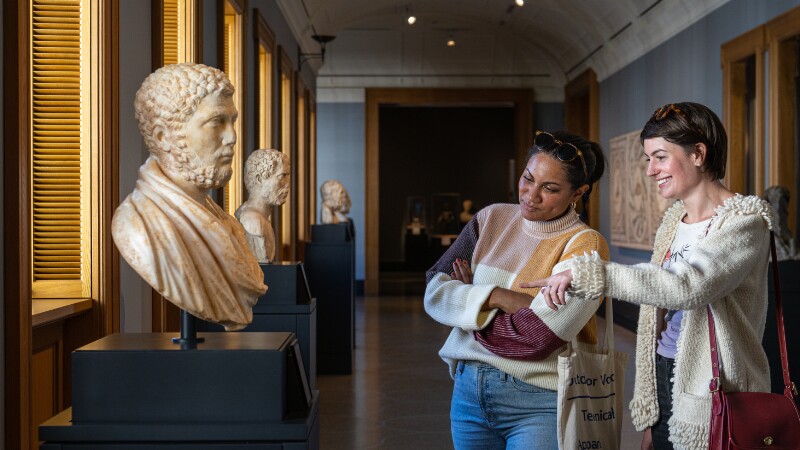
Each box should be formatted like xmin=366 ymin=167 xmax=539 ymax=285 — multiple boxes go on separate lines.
xmin=118 ymin=0 xmax=154 ymax=332
xmin=316 ymin=102 xmax=365 ymax=279
xmin=598 ymin=0 xmax=800 ymax=265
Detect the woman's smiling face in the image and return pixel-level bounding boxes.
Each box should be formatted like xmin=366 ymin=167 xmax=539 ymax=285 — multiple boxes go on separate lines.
xmin=518 ymin=153 xmax=585 ymax=221
xmin=644 ymin=137 xmax=705 ymax=200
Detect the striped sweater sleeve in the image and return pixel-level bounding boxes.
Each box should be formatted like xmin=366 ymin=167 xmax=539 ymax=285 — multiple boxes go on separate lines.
xmin=474 ymin=230 xmax=610 ymax=360
xmin=424 ymin=214 xmax=499 ymax=331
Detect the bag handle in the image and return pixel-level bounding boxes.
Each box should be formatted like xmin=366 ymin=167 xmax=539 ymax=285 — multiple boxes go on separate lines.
xmin=707 ymin=231 xmax=793 ymax=395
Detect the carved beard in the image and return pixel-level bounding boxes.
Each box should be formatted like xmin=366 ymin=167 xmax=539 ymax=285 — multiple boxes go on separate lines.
xmin=172 ymin=147 xmax=233 ymax=189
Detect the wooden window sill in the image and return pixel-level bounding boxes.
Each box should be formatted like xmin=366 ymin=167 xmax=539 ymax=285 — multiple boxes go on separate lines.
xmin=32 ymin=299 xmax=93 ymax=328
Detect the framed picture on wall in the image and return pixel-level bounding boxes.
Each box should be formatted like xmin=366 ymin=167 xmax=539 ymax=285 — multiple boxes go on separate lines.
xmin=609 ymin=130 xmax=673 ymax=250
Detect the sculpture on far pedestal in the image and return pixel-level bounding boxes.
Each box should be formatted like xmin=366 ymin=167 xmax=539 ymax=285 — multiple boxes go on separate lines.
xmin=460 ymin=199 xmax=474 ymax=225
xmin=764 ymin=185 xmax=798 ymax=260
xmin=112 ymin=62 xmax=267 ymax=331
xmin=235 ymin=149 xmax=290 ymax=263
xmin=320 ymin=179 xmax=350 ymax=224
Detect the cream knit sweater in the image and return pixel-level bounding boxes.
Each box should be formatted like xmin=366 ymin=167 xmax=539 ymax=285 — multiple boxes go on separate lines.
xmin=566 ymin=194 xmax=775 ymax=450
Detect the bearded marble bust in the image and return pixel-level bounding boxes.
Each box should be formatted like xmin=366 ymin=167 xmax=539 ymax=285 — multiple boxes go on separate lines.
xmin=235 ymin=149 xmax=290 ymax=263
xmin=320 ymin=179 xmax=350 ymax=224
xmin=112 ymin=62 xmax=267 ymax=331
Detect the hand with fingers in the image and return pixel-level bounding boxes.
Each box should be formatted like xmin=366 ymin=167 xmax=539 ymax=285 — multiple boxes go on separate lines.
xmin=519 ymin=269 xmax=574 ymax=311
xmin=450 ymin=258 xmax=473 ymax=284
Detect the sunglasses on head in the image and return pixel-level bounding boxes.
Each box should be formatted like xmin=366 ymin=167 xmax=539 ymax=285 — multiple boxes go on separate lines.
xmin=652 ymin=103 xmax=705 ymax=136
xmin=534 ymin=131 xmax=589 ymax=182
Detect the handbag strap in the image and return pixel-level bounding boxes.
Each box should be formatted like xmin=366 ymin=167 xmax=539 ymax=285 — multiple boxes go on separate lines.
xmin=571 ymin=293 xmax=615 ymax=352
xmin=707 ymin=231 xmax=793 ymax=394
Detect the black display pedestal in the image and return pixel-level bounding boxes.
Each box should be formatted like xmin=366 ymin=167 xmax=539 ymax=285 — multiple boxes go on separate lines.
xmin=39 ymin=332 xmax=319 ymax=449
xmin=198 ymin=262 xmax=317 ymax=389
xmin=765 ymin=259 xmax=800 ymax=394
xmin=305 ymin=224 xmax=355 ymax=374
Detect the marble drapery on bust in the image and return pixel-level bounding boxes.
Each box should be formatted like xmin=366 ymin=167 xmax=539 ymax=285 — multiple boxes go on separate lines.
xmin=113 ymin=62 xmax=267 ymax=331
xmin=235 ymin=149 xmax=290 ymax=263
xmin=320 ymin=179 xmax=350 ymax=224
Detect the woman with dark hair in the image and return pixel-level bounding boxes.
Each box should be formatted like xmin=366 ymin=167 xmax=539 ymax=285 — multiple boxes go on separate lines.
xmin=530 ymin=102 xmax=775 ymax=450
xmin=424 ymin=130 xmax=609 ymax=449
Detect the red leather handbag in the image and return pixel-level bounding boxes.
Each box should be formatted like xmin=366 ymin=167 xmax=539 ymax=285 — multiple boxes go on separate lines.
xmin=707 ymin=232 xmax=800 ymax=450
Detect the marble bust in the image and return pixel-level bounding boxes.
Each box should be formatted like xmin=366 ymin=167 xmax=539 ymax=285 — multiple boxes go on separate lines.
xmin=235 ymin=149 xmax=290 ymax=263
xmin=320 ymin=179 xmax=350 ymax=224
xmin=112 ymin=62 xmax=267 ymax=331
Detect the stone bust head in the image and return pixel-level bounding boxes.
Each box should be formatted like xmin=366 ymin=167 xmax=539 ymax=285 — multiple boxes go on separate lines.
xmin=236 ymin=149 xmax=291 ymax=263
xmin=320 ymin=179 xmax=349 ymax=224
xmin=134 ymin=62 xmax=237 ymax=199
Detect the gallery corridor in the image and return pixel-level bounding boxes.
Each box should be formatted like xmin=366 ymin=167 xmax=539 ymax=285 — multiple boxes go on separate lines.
xmin=317 ymin=294 xmax=641 ymax=449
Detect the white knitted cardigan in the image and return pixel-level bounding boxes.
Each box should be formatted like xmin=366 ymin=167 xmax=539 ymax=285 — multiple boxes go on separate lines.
xmin=566 ymin=194 xmax=775 ymax=450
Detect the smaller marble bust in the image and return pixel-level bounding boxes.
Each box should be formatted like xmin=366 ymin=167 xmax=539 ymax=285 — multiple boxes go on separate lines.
xmin=235 ymin=149 xmax=290 ymax=263
xmin=320 ymin=180 xmax=349 ymax=224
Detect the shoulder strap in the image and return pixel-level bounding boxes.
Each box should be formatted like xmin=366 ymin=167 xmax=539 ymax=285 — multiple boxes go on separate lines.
xmin=707 ymin=231 xmax=792 ymax=394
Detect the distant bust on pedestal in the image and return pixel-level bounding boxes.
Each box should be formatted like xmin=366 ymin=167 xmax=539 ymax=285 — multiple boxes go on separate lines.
xmin=460 ymin=199 xmax=474 ymax=224
xmin=235 ymin=149 xmax=290 ymax=263
xmin=112 ymin=62 xmax=267 ymax=331
xmin=320 ymin=180 xmax=350 ymax=224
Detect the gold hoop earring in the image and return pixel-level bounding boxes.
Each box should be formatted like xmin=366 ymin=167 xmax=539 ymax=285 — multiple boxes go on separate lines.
xmin=571 ymin=201 xmax=577 ymax=210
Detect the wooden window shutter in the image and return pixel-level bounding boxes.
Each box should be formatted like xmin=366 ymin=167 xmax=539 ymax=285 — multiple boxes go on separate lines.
xmin=163 ymin=0 xmax=180 ymax=65
xmin=30 ymin=0 xmax=91 ymax=299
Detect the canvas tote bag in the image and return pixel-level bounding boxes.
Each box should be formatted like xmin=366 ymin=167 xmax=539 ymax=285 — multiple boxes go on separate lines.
xmin=557 ymin=296 xmax=629 ymax=450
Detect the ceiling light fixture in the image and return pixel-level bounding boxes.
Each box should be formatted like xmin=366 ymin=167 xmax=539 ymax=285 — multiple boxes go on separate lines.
xmin=406 ymin=6 xmax=416 ymax=25
xmin=447 ymin=37 xmax=456 ymax=47
xmin=515 ymin=0 xmax=524 ymax=5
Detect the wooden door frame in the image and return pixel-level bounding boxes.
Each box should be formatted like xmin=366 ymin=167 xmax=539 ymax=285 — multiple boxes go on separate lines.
xmin=364 ymin=88 xmax=533 ymax=295
xmin=564 ymin=69 xmax=601 ymax=231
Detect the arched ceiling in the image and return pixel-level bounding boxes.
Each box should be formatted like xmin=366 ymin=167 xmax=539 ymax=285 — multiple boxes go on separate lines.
xmin=278 ymin=0 xmax=729 ymax=101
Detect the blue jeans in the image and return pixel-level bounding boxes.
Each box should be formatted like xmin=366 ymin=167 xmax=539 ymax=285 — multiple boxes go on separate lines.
xmin=652 ymin=354 xmax=675 ymax=450
xmin=450 ymin=361 xmax=558 ymax=450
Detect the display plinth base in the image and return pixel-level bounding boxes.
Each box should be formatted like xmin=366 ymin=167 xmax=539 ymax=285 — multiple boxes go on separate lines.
xmin=306 ymin=225 xmax=355 ymax=375
xmin=40 ymin=332 xmax=318 ymax=449
xmin=39 ymin=397 xmax=319 ymax=448
xmin=258 ymin=261 xmax=312 ymax=305
xmin=197 ymin=262 xmax=318 ymax=389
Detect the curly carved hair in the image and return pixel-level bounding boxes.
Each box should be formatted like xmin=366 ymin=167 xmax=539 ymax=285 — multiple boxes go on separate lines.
xmin=245 ymin=149 xmax=288 ymax=190
xmin=134 ymin=62 xmax=234 ymax=157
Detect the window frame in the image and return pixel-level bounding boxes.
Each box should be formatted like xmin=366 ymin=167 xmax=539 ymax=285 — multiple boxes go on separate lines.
xmin=4 ymin=0 xmax=119 ymax=447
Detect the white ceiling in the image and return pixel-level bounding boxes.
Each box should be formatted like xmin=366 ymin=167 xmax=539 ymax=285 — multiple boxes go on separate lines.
xmin=278 ymin=0 xmax=729 ymax=101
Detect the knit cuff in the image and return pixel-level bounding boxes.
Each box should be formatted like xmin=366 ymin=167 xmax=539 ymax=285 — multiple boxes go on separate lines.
xmin=566 ymin=251 xmax=605 ymax=301
xmin=629 ymin=395 xmax=659 ymax=432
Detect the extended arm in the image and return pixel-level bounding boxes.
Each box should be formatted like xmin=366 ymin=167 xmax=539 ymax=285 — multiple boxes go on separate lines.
xmin=568 ymin=213 xmax=770 ymax=309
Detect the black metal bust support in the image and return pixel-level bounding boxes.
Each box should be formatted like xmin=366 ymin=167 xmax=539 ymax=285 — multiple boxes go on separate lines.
xmin=172 ymin=309 xmax=206 ymax=348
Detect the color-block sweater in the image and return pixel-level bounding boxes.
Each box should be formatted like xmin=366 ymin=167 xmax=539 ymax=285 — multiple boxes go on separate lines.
xmin=565 ymin=194 xmax=775 ymax=450
xmin=424 ymin=204 xmax=609 ymax=391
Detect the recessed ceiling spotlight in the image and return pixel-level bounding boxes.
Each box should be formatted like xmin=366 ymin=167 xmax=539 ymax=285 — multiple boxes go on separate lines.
xmin=407 ymin=15 xmax=417 ymax=25
xmin=515 ymin=0 xmax=524 ymax=6
xmin=447 ymin=38 xmax=456 ymax=47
